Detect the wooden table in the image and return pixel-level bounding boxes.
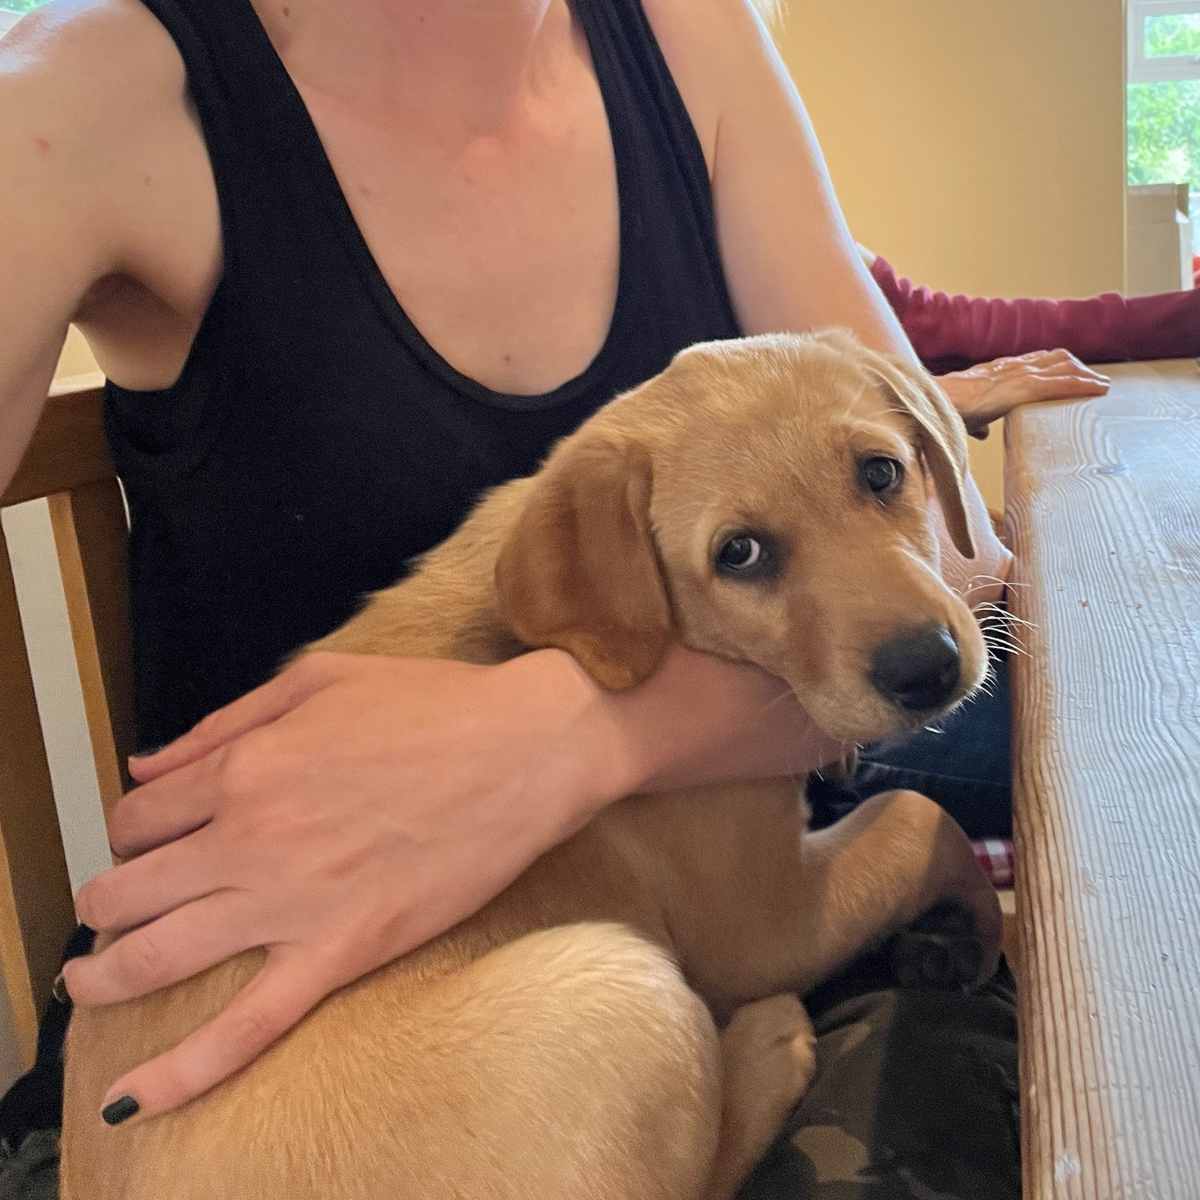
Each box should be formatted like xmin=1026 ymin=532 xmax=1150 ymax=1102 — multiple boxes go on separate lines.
xmin=1005 ymin=358 xmax=1200 ymax=1199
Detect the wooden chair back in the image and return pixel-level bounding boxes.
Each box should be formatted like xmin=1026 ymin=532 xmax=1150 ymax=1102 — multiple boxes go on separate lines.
xmin=0 ymin=376 xmax=131 ymax=1067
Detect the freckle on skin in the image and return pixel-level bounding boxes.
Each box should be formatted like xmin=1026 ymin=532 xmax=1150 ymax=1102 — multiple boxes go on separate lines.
xmin=34 ymin=137 xmax=51 ymax=154
xmin=282 ymin=4 xmax=291 ymax=15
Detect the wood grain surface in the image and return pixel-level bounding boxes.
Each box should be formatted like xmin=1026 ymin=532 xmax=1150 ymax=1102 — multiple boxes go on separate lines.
xmin=1 ymin=378 xmax=109 ymax=508
xmin=0 ymin=531 xmax=76 ymax=1067
xmin=0 ymin=374 xmax=124 ymax=1066
xmin=1005 ymin=358 xmax=1200 ymax=1199
xmin=49 ymin=478 xmax=134 ymax=821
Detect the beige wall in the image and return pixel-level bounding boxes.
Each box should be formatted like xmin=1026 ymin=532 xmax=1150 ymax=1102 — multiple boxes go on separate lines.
xmin=775 ymin=1 xmax=1126 ymax=298
xmin=772 ymin=1 xmax=1127 ymax=507
xmin=57 ymin=325 xmax=99 ymax=377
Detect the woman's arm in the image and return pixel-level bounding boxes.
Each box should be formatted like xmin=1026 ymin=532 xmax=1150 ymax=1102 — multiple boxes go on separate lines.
xmin=0 ymin=1 xmax=224 ymax=496
xmin=0 ymin=10 xmax=130 ymax=491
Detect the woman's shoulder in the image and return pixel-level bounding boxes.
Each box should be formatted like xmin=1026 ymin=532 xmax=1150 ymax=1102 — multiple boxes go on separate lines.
xmin=1 ymin=0 xmax=222 ymax=381
xmin=636 ymin=0 xmax=784 ymax=176
xmin=0 ymin=0 xmax=198 ymax=192
xmin=2 ymin=0 xmax=188 ymax=101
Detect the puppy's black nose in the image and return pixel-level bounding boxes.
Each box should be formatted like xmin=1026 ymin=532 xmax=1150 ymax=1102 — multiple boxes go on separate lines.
xmin=870 ymin=625 xmax=961 ymax=711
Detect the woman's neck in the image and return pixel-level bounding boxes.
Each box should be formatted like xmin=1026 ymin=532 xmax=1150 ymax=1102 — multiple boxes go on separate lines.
xmin=255 ymin=0 xmax=569 ymax=136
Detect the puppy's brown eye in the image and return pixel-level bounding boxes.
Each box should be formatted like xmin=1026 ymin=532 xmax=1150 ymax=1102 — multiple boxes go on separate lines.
xmin=716 ymin=534 xmax=769 ymax=576
xmin=861 ymin=457 xmax=903 ymax=495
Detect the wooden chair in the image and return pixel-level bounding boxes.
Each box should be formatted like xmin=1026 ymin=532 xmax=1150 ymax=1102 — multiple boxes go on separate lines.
xmin=0 ymin=375 xmax=132 ymax=1069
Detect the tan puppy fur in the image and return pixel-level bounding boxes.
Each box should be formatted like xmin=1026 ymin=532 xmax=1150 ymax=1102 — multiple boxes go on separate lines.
xmin=62 ymin=330 xmax=1002 ymax=1200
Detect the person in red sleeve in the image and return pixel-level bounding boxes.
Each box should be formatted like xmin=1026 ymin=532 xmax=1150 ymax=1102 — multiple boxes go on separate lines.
xmin=862 ymin=245 xmax=1200 ymax=430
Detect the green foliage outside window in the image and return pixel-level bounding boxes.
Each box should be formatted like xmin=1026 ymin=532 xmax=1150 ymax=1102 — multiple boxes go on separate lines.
xmin=0 ymin=1 xmax=50 ymax=13
xmin=1128 ymin=14 xmax=1200 ymax=251
xmin=1142 ymin=12 xmax=1200 ymax=58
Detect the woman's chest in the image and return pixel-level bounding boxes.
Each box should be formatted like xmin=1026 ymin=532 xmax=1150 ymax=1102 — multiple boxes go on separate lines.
xmin=302 ymin=83 xmax=623 ymax=397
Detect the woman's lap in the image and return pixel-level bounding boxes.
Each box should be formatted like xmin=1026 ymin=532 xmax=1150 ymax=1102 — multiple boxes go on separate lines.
xmin=811 ymin=653 xmax=1013 ymax=840
xmin=739 ymin=957 xmax=1020 ymax=1199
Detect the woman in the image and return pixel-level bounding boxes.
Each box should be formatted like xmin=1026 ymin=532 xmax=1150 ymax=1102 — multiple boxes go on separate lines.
xmin=0 ymin=1 xmax=1105 ymax=1194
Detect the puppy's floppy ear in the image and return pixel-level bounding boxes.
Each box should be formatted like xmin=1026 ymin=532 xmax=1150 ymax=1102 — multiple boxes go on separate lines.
xmin=494 ymin=435 xmax=672 ymax=690
xmin=864 ymin=352 xmax=976 ymax=559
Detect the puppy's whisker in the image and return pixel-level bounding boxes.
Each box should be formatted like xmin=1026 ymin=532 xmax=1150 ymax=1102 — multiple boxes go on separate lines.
xmin=756 ymin=685 xmax=800 ymax=720
xmin=973 ymin=602 xmax=1037 ymax=632
xmin=981 ymin=623 xmax=1026 ymax=646
xmin=983 ymin=637 xmax=1029 ymax=659
xmin=977 ymin=623 xmax=1028 ymax=646
xmin=982 ymin=636 xmax=1028 ymax=656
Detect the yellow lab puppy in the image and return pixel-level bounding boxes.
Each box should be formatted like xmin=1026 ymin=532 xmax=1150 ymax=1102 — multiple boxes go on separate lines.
xmin=63 ymin=330 xmax=1001 ymax=1200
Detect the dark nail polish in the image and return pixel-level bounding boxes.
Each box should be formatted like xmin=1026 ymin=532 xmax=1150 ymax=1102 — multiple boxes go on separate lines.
xmin=101 ymin=1096 xmax=139 ymax=1126
xmin=52 ymin=973 xmax=70 ymax=1005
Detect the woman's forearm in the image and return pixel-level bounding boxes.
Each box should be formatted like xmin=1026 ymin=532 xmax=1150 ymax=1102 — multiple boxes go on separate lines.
xmin=586 ymin=642 xmax=847 ymax=800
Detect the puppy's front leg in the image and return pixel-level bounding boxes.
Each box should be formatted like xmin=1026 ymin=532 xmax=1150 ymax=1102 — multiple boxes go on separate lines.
xmin=787 ymin=789 xmax=1002 ymax=997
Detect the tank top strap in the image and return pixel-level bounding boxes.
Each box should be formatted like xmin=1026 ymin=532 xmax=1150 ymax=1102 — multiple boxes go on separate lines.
xmin=135 ymin=0 xmax=356 ymax=279
xmin=573 ymin=0 xmax=723 ymax=244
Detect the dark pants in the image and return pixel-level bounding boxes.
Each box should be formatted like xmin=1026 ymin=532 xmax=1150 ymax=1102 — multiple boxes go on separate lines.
xmin=741 ymin=960 xmax=1019 ymax=1199
xmin=811 ymin=649 xmax=1013 ymax=841
xmin=0 ymin=662 xmax=1017 ymax=1199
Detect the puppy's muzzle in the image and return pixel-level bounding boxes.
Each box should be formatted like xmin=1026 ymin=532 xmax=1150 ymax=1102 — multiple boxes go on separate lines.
xmin=869 ymin=624 xmax=962 ymax=712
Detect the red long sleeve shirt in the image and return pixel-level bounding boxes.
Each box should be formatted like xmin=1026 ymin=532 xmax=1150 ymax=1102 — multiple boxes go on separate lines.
xmin=870 ymin=257 xmax=1200 ymax=375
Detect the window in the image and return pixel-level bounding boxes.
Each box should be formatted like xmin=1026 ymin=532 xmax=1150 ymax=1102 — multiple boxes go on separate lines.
xmin=1129 ymin=1 xmax=1200 ymax=83
xmin=1127 ymin=1 xmax=1200 ymax=254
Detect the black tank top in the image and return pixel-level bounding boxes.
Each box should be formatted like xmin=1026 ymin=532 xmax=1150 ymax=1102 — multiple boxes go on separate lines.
xmin=107 ymin=0 xmax=742 ymax=749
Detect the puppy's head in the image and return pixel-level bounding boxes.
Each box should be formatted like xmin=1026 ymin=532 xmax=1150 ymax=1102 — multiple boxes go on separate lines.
xmin=495 ymin=330 xmax=986 ymax=744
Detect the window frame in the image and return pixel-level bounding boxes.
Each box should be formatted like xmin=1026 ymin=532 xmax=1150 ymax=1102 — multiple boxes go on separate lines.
xmin=1129 ymin=0 xmax=1200 ymax=83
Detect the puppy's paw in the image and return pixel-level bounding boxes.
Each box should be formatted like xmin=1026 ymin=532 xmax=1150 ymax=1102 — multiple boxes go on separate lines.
xmin=888 ymin=901 xmax=992 ymax=992
xmin=720 ymin=994 xmax=817 ymax=1103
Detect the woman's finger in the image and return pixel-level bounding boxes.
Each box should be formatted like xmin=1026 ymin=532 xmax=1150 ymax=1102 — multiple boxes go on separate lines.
xmin=63 ymin=889 xmax=260 ymax=1006
xmin=127 ymin=654 xmax=341 ymax=782
xmin=106 ymin=750 xmax=230 ymax=857
xmin=1024 ymin=372 xmax=1112 ymax=400
xmin=96 ymin=948 xmax=332 ymax=1126
xmin=1001 ymin=358 xmax=1109 ymax=384
xmin=1035 ymin=361 xmax=1110 ymax=385
xmin=74 ymin=824 xmax=224 ymax=934
xmin=974 ymin=373 xmax=1109 ymax=427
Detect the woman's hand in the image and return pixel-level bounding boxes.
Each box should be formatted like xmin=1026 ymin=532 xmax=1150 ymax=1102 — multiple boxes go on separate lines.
xmin=939 ymin=348 xmax=1110 ymax=439
xmin=62 ymin=643 xmax=842 ymax=1125
xmin=63 ymin=649 xmax=625 ymax=1124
